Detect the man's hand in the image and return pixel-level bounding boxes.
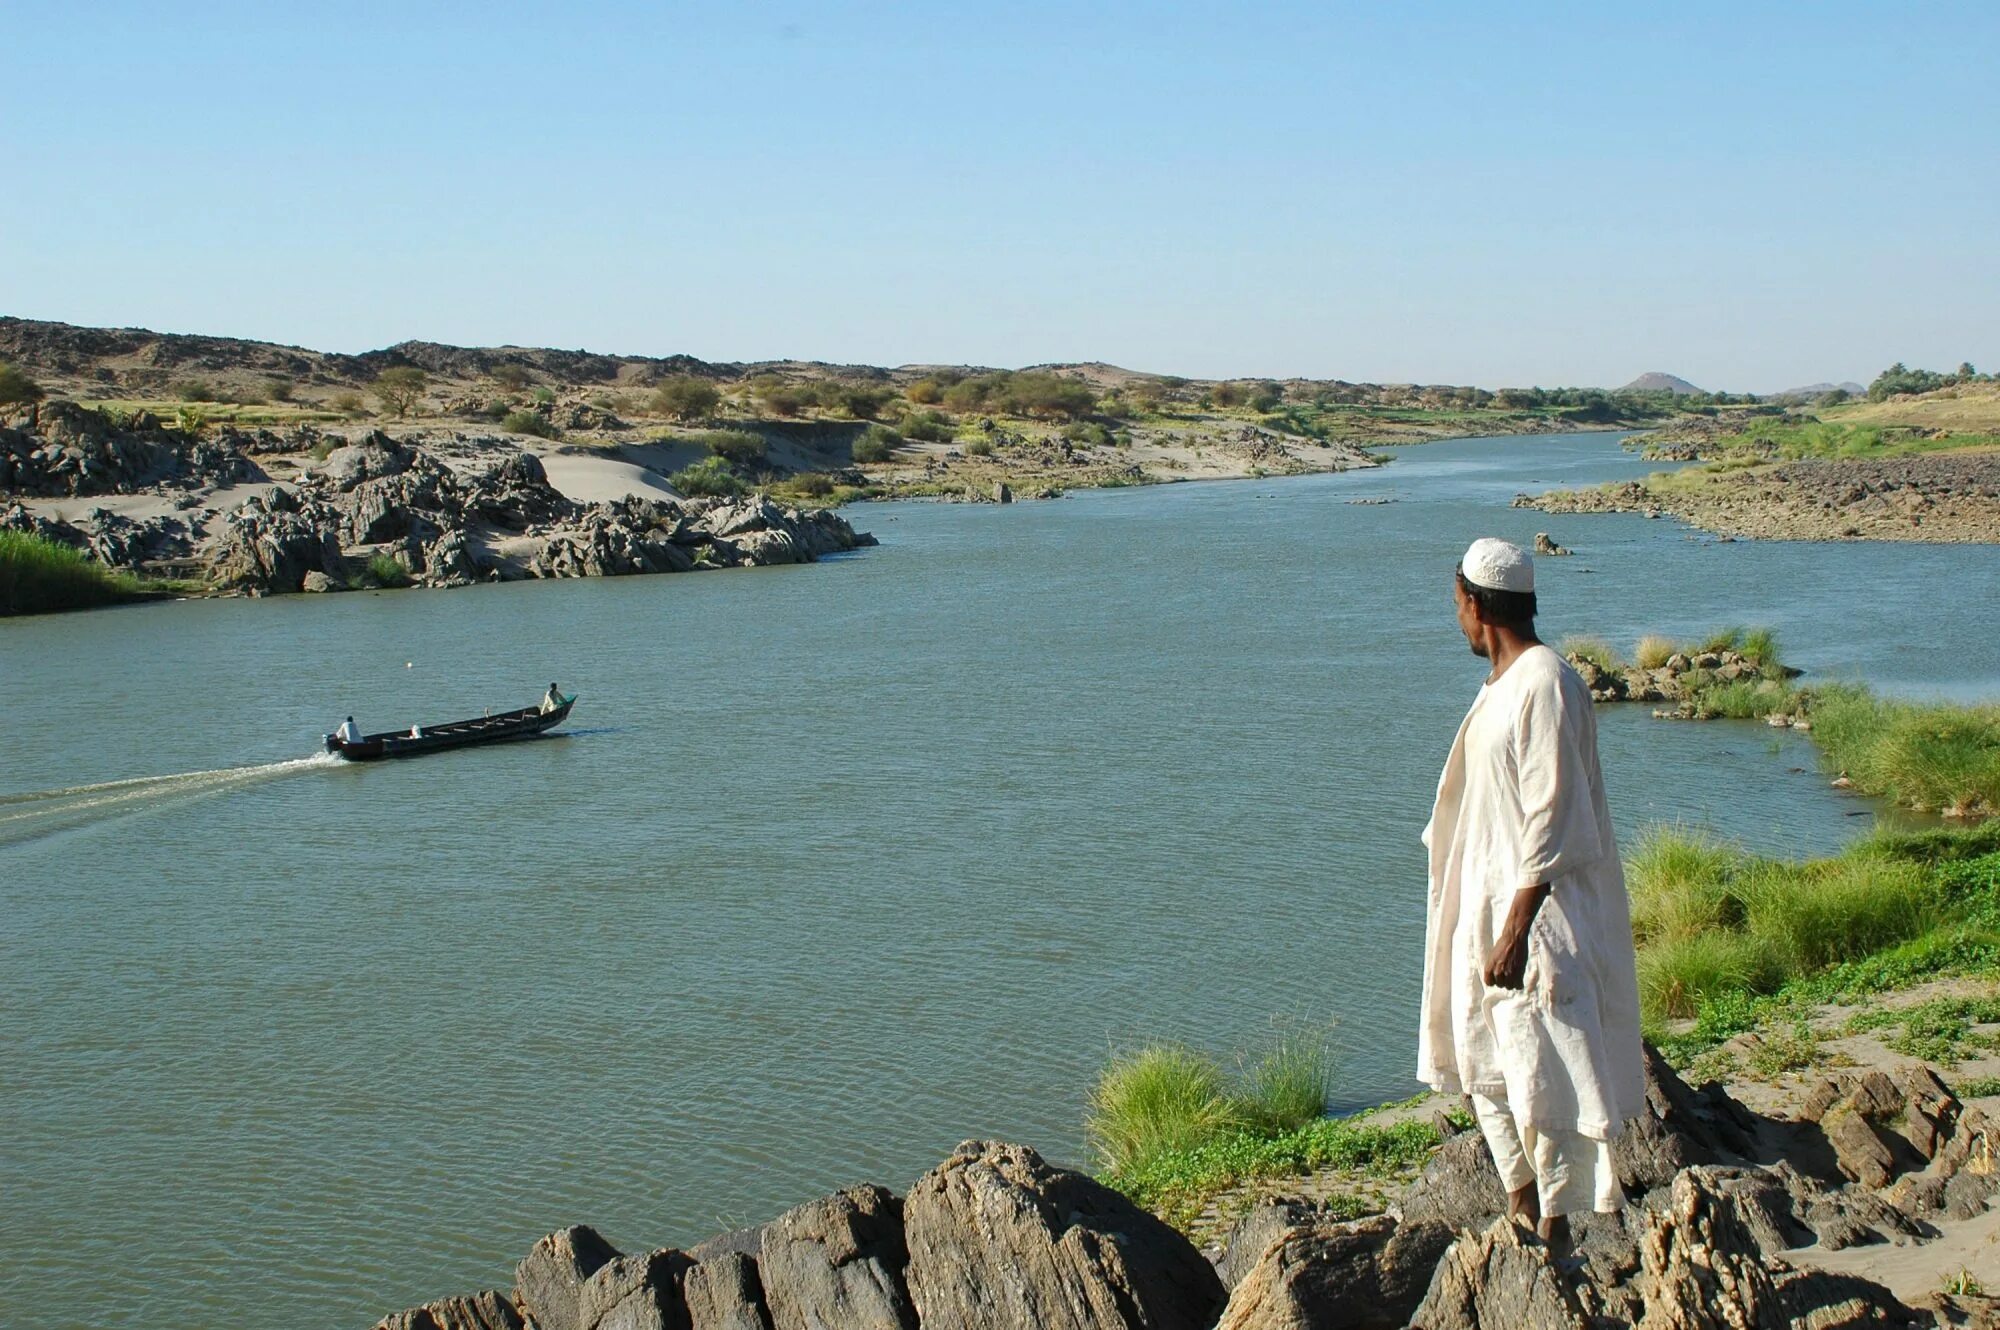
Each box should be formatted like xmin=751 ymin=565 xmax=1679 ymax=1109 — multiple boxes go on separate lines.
xmin=1483 ymin=883 xmax=1551 ymax=991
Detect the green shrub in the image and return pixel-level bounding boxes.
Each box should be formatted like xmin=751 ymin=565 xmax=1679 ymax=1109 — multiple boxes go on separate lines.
xmin=1086 ymin=1045 xmax=1241 ymax=1178
xmin=834 ymin=385 xmax=896 ymax=420
xmin=1063 ymin=421 xmax=1114 ymax=447
xmin=0 ymin=361 xmax=45 ymax=406
xmin=790 ymin=471 xmax=835 ymax=498
xmin=172 ymin=377 xmax=220 ymax=402
xmin=531 ymin=386 xmax=558 ymax=406
xmin=502 ymin=410 xmax=560 ymax=440
xmin=492 ymin=364 xmax=533 ymax=391
xmin=332 ymin=391 xmax=365 ymax=415
xmin=1695 ymin=626 xmax=1744 ymax=655
xmin=697 ymin=429 xmax=767 ymax=467
xmin=671 ymin=455 xmax=748 ymax=498
xmin=851 ymin=425 xmax=902 ymax=465
xmin=261 ymin=376 xmax=294 ymax=402
xmin=749 ymin=375 xmax=810 ymax=417
xmin=899 ymin=409 xmax=954 ymax=443
xmin=963 ymin=437 xmax=994 ymax=457
xmin=904 ymin=378 xmax=944 ymax=405
xmin=0 ymin=531 xmax=143 ymax=615
xmin=652 ymin=375 xmax=721 ymax=421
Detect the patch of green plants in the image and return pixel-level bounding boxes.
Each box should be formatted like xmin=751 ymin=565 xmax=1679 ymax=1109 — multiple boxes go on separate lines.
xmin=898 ymin=409 xmax=954 ymax=443
xmin=1642 ymin=822 xmax=2000 ymax=1064
xmin=502 ymin=410 xmax=560 ymax=440
xmin=690 ymin=429 xmax=766 ymax=467
xmin=0 ymin=531 xmax=153 ymax=615
xmin=962 ymin=437 xmax=994 ymax=457
xmin=1560 ymin=636 xmax=1622 ymax=672
xmin=851 ymin=425 xmax=902 ymax=465
xmin=1956 ymin=1076 xmax=2000 ymax=1098
xmin=1808 ymin=685 xmax=2000 ymax=817
xmin=670 ymin=455 xmax=748 ymax=498
xmin=652 ymin=375 xmax=721 ymax=421
xmin=1845 ymin=996 xmax=2000 ymax=1064
xmin=362 ymin=554 xmax=411 ymax=588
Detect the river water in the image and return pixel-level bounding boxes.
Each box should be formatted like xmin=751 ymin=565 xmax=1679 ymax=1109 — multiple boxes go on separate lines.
xmin=4 ymin=432 xmax=1998 ymax=1329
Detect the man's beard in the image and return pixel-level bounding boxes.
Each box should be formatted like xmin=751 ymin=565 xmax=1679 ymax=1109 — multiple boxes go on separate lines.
xmin=1467 ymin=634 xmax=1489 ymax=659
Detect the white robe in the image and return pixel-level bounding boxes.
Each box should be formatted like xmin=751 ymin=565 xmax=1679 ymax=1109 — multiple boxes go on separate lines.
xmin=1418 ymin=643 xmax=1646 ymax=1141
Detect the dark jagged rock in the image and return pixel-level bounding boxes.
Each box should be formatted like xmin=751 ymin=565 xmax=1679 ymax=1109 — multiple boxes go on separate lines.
xmin=1396 ymin=1129 xmax=1509 ymax=1232
xmin=1633 ymin=1169 xmax=1915 ymax=1330
xmin=373 ymin=1290 xmax=526 ymax=1330
xmin=681 ymin=1253 xmax=772 ymax=1330
xmin=516 ymin=1225 xmax=622 ymax=1330
xmin=1214 ymin=1214 xmax=1452 ymax=1330
xmin=757 ymin=1184 xmax=916 ymax=1330
xmin=1215 ymin=1200 xmax=1321 ymax=1291
xmin=0 ymin=399 xmax=260 ymax=496
xmin=576 ymin=1248 xmax=695 ymax=1330
xmin=1408 ymin=1219 xmax=1589 ymax=1330
xmin=902 ymin=1139 xmax=1225 ymax=1330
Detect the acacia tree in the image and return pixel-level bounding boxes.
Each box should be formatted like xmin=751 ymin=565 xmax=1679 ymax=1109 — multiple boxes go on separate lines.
xmin=371 ymin=367 xmax=428 ymax=418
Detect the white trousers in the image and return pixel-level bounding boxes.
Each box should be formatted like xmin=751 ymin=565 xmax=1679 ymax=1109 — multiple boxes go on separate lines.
xmin=1470 ymin=1093 xmax=1622 ymax=1218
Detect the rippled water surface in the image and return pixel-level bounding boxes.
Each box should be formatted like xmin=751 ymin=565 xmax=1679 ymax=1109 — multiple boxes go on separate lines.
xmin=5 ymin=432 xmax=1998 ymax=1328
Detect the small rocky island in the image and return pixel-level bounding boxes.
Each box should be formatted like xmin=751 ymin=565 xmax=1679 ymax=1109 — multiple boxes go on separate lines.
xmin=1 ymin=400 xmax=873 ymax=600
xmin=372 ymin=1049 xmax=1999 ymax=1330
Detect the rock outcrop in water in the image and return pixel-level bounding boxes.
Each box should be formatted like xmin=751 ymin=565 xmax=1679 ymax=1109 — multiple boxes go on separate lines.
xmin=369 ymin=1055 xmax=2000 ymax=1330
xmin=0 ymin=409 xmax=875 ymax=598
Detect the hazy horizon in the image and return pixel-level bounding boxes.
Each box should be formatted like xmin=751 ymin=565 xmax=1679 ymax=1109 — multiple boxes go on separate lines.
xmin=7 ymin=2 xmax=1995 ymax=391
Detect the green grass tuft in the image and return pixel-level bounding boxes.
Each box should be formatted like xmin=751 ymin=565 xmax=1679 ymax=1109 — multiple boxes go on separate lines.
xmin=1561 ymin=635 xmax=1623 ymax=672
xmin=1086 ymin=1045 xmax=1241 ymax=1179
xmin=0 ymin=531 xmax=150 ymax=615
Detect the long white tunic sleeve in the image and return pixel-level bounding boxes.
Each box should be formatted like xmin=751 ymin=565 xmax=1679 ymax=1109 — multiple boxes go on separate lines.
xmin=1417 ymin=644 xmax=1646 ymax=1140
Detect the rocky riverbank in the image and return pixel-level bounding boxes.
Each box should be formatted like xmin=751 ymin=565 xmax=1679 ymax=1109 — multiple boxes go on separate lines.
xmin=0 ymin=401 xmax=873 ymax=600
xmin=1518 ymin=451 xmax=2000 ymax=543
xmin=371 ymin=1042 xmax=2000 ymax=1330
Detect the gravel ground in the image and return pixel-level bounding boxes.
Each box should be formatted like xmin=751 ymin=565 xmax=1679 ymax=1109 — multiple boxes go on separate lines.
xmin=1522 ymin=450 xmax=2000 ymax=542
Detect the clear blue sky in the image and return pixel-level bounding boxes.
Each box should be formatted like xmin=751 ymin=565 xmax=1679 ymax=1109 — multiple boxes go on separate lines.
xmin=7 ymin=2 xmax=1995 ymax=390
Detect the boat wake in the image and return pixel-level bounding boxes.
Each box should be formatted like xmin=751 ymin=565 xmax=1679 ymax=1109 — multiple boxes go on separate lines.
xmin=0 ymin=753 xmax=341 ymax=848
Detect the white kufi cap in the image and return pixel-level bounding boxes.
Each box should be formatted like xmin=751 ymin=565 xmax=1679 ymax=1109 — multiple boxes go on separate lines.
xmin=1460 ymin=537 xmax=1533 ymax=593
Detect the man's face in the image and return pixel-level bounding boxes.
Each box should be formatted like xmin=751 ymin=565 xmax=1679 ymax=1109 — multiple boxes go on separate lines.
xmin=1453 ymin=573 xmax=1488 ymax=658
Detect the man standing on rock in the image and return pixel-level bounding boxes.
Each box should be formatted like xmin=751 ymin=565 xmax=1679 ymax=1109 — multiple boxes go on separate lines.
xmin=1418 ymin=537 xmax=1646 ymax=1244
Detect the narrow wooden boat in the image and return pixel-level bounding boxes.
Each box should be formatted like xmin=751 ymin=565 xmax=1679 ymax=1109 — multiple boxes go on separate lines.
xmin=325 ymin=695 xmax=575 ymax=761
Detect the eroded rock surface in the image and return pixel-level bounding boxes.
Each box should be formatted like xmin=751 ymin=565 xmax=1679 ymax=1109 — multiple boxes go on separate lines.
xmin=902 ymin=1139 xmax=1225 ymax=1330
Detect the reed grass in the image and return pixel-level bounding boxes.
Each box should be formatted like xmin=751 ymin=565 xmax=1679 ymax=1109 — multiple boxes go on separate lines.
xmin=0 ymin=531 xmax=147 ymax=615
xmin=1809 ymin=685 xmax=2000 ymax=816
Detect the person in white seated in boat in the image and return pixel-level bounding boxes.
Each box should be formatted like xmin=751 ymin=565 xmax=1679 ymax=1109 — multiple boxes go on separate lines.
xmin=541 ymin=682 xmax=563 ymax=713
xmin=337 ymin=716 xmax=363 ymax=745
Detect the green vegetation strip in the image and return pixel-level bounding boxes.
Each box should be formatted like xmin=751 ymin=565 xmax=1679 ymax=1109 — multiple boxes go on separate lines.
xmin=0 ymin=531 xmax=153 ymax=615
xmin=1640 ymin=821 xmax=2000 ymax=1064
xmin=1564 ymin=628 xmax=2000 ymax=817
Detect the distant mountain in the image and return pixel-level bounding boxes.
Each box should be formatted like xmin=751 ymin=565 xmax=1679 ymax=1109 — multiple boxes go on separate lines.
xmin=1619 ymin=372 xmax=1705 ymax=395
xmin=1763 ymin=381 xmax=1867 ymax=401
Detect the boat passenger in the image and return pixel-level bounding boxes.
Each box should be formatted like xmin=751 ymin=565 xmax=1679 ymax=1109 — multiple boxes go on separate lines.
xmin=337 ymin=716 xmax=362 ymax=744
xmin=541 ymin=682 xmax=563 ymax=713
